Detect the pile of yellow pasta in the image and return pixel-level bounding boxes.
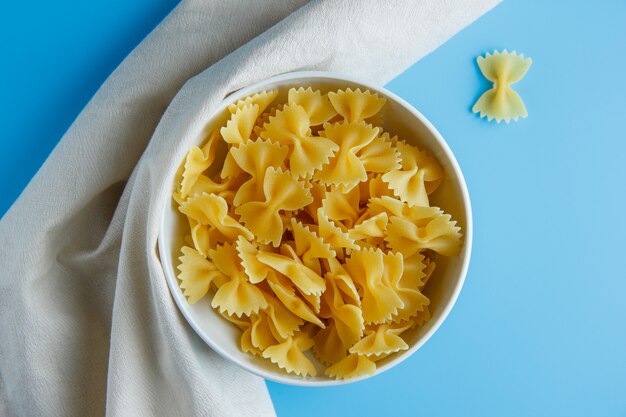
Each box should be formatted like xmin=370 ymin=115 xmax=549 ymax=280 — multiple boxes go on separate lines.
xmin=174 ymin=87 xmax=462 ymax=379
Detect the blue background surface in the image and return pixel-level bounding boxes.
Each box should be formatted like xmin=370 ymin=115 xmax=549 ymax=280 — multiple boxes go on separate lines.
xmin=2 ymin=1 xmax=626 ymax=416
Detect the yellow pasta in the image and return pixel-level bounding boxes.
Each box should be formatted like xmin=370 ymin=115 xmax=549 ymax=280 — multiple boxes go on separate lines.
xmin=257 ymin=248 xmax=326 ymax=296
xmin=260 ymin=103 xmax=339 ymax=177
xmin=382 ymin=251 xmax=430 ymax=322
xmin=349 ymin=322 xmax=412 ymax=357
xmin=246 ymin=313 xmax=277 ymax=351
xmin=263 ymin=291 xmax=303 ymax=339
xmin=174 ymin=86 xmax=464 ymax=379
xmin=325 ymin=258 xmax=361 ymax=307
xmin=288 ymin=87 xmax=337 ymax=125
xmin=220 ymin=311 xmax=251 ymax=331
xmin=382 ymin=140 xmax=443 ymax=207
xmin=349 ymin=212 xmax=388 ymax=240
xmin=235 ymin=167 xmax=312 ymax=246
xmin=266 ymin=272 xmax=325 ymax=328
xmin=473 ymin=49 xmax=532 ymax=123
xmin=229 ymin=139 xmax=289 ymax=206
xmin=386 ymin=212 xmax=462 ymax=257
xmin=402 ymin=252 xmax=430 ymax=290
xmin=316 ymin=207 xmax=359 ymax=251
xmin=344 ymin=249 xmax=404 ymax=324
xmin=240 ymin=323 xmax=263 ymax=357
xmin=185 ymin=174 xmax=235 ymax=200
xmin=323 ymin=272 xmax=364 ymax=350
xmin=177 ymin=246 xmax=225 ymax=304
xmin=314 ymin=122 xmax=379 ymax=190
xmin=313 ymin=321 xmax=348 ymax=365
xmin=363 ymin=174 xmax=394 ymax=201
xmin=324 ymin=353 xmax=376 ymax=379
xmin=179 ymin=193 xmax=253 ymax=242
xmin=290 ymin=219 xmax=336 ymax=273
xmin=357 ymin=133 xmax=401 ymax=173
xmin=235 ymin=236 xmax=272 ymax=284
xmin=262 ymin=332 xmax=317 ymax=377
xmin=209 ymin=242 xmax=267 ymax=317
xmin=228 ymin=89 xmax=278 ymax=115
xmin=328 ymin=88 xmax=386 ymax=123
xmin=221 ymin=104 xmax=259 ymax=145
xmin=180 ymin=129 xmax=220 ymax=198
xmin=321 ymin=186 xmax=361 ymax=228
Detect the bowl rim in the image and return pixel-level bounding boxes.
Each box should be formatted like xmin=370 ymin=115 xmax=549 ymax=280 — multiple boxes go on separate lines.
xmin=158 ymin=70 xmax=473 ymax=387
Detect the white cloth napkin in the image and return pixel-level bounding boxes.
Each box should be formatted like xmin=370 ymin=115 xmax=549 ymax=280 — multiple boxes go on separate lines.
xmin=0 ymin=0 xmax=500 ymax=416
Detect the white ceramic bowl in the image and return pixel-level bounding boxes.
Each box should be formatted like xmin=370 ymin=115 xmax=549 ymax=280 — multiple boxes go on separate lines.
xmin=158 ymin=71 xmax=472 ymax=386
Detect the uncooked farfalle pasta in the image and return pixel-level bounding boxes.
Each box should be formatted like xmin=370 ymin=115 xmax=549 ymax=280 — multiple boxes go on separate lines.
xmin=174 ymin=86 xmax=463 ymax=379
xmin=473 ymin=49 xmax=532 ymax=123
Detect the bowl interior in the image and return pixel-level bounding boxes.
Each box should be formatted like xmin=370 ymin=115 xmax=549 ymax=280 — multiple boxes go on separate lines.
xmin=158 ymin=72 xmax=472 ymax=386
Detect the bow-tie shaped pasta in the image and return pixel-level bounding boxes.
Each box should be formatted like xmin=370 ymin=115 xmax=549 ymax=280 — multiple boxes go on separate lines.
xmin=472 ymin=50 xmax=532 ymax=123
xmin=324 ymin=352 xmax=376 ymax=380
xmin=303 ymin=180 xmax=327 ymax=219
xmin=344 ymin=249 xmax=404 ymax=324
xmin=180 ymin=129 xmax=220 ymax=198
xmin=401 ymin=252 xmax=430 ymax=290
xmin=381 ymin=251 xmax=429 ymax=322
xmin=315 ymin=122 xmax=380 ymax=189
xmin=324 ymin=258 xmax=361 ymax=307
xmin=366 ymin=196 xmax=441 ymax=223
xmin=253 ymin=104 xmax=283 ymax=138
xmin=220 ymin=150 xmax=245 ymax=180
xmin=242 ymin=313 xmax=277 ymax=353
xmin=274 ymin=243 xmax=324 ymax=315
xmin=256 ymin=245 xmax=326 ymax=296
xmin=189 ymin=221 xmax=224 ymax=257
xmin=235 ymin=167 xmax=312 ymax=246
xmin=263 ymin=291 xmax=303 ymax=339
xmin=327 ymin=88 xmax=386 ymax=123
xmin=359 ymin=174 xmax=394 ymax=202
xmin=349 ymin=212 xmax=389 ymax=241
xmin=262 ymin=332 xmax=317 ymax=377
xmin=177 ymin=246 xmax=225 ymax=304
xmin=385 ymin=212 xmax=462 ymax=257
xmin=382 ymin=140 xmax=443 ymax=207
xmin=228 ymin=89 xmax=278 ymax=115
xmin=316 ymin=207 xmax=359 ymax=251
xmin=322 ymin=271 xmax=364 ymax=351
xmin=290 ymin=218 xmax=336 ymax=273
xmin=229 ymin=139 xmax=288 ymax=206
xmin=321 ymin=186 xmax=361 ymax=228
xmin=299 ymin=290 xmax=322 ymax=317
xmin=242 ymin=316 xmax=277 ymax=356
xmin=235 ymin=236 xmax=272 ymax=284
xmin=238 ymin=314 xmax=260 ymax=356
xmin=184 ymin=174 xmax=238 ymax=201
xmin=260 ymin=103 xmax=339 ymax=177
xmin=288 ymin=87 xmax=337 ymax=126
xmin=349 ymin=322 xmax=412 ymax=357
xmin=179 ymin=193 xmax=253 ymax=242
xmin=313 ymin=321 xmax=347 ymax=366
xmin=209 ymin=242 xmax=268 ymax=317
xmin=221 ymin=104 xmax=259 ymax=145
xmin=356 ymin=133 xmax=401 ymax=173
xmin=266 ymin=272 xmax=325 ymax=328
